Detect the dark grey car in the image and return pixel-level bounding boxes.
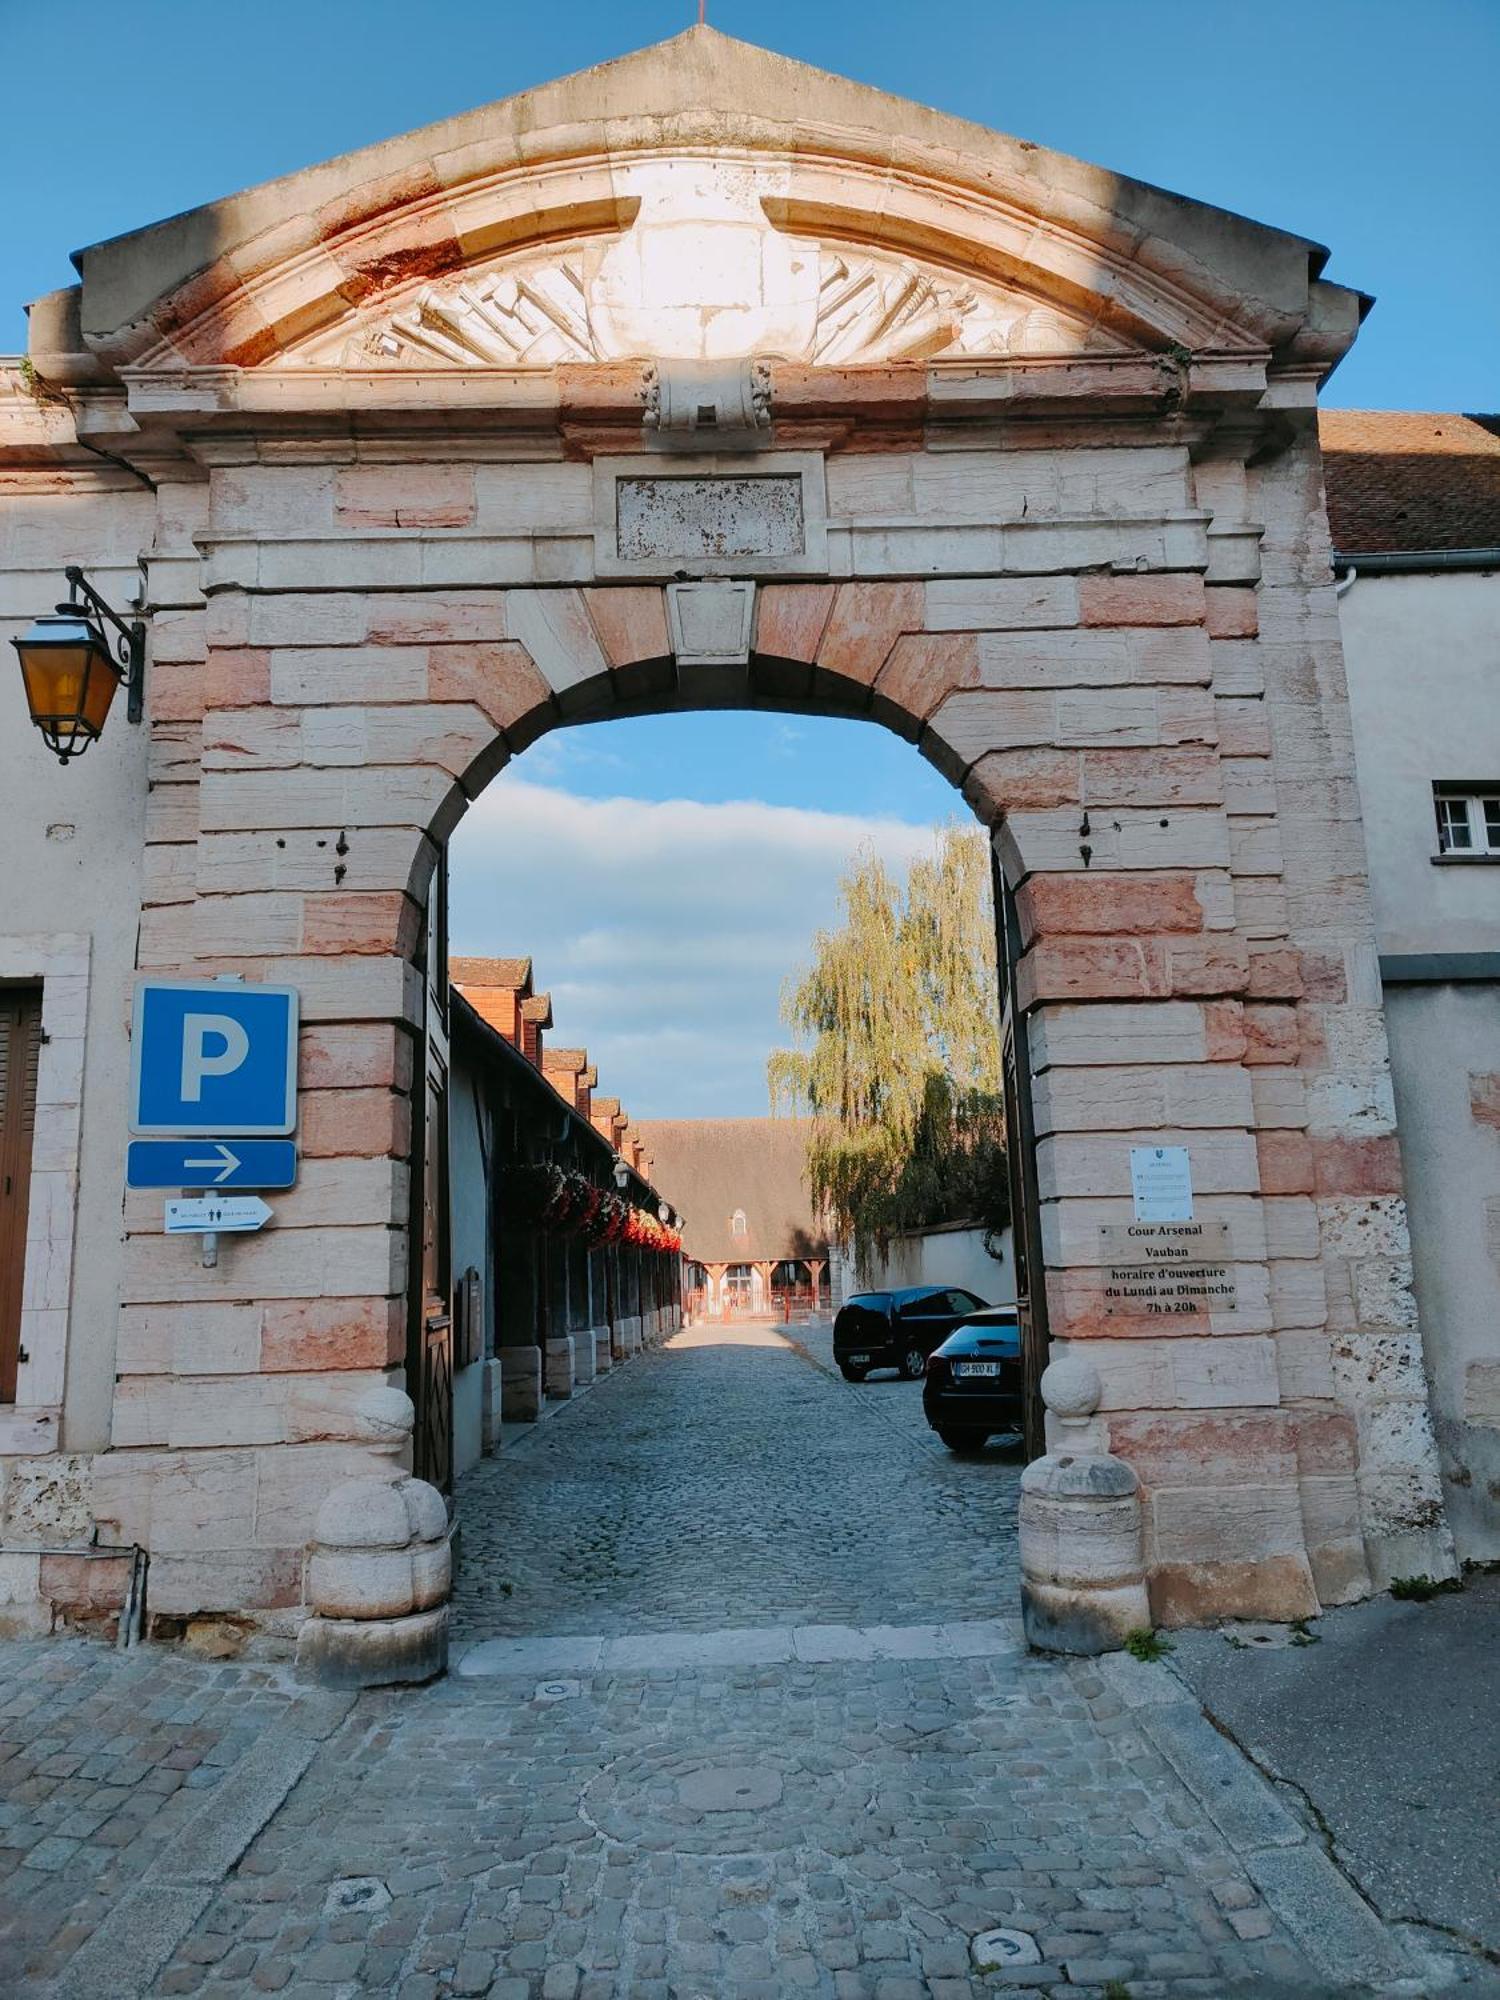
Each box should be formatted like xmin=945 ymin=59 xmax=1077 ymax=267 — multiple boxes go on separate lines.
xmin=832 ymin=1285 xmax=990 ymax=1381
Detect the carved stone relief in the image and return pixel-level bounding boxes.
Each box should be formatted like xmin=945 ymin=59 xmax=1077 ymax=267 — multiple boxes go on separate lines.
xmin=276 ymin=161 xmax=1127 ymax=372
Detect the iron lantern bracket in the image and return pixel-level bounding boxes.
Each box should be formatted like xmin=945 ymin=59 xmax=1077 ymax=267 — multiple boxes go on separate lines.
xmin=59 ymin=565 xmax=146 ymax=724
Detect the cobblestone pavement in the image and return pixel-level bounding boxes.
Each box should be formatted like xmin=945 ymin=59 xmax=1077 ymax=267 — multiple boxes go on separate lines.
xmin=2 ymin=1322 xmax=1490 ymax=1998
xmin=451 ymin=1322 xmax=1024 ymax=1644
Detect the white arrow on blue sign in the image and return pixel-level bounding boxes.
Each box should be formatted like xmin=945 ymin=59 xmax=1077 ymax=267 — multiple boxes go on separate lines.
xmin=126 ymin=1139 xmax=298 ymax=1190
xmin=131 ymin=979 xmax=298 ymax=1136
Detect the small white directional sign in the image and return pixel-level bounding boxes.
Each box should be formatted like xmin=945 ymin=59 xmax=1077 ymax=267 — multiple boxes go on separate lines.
xmin=164 ymin=1195 xmax=273 ymax=1236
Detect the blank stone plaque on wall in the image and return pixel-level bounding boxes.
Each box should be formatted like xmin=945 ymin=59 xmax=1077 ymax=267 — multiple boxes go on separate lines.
xmin=618 ymin=475 xmax=803 ymax=562
xmin=594 ymin=453 xmax=828 ymax=577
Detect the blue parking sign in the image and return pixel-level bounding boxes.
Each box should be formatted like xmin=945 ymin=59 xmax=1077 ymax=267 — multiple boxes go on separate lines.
xmin=132 ymin=980 xmax=298 ymax=1136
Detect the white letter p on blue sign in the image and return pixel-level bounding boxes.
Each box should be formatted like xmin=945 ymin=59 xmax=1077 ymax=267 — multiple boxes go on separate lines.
xmin=180 ymin=1013 xmax=251 ymax=1102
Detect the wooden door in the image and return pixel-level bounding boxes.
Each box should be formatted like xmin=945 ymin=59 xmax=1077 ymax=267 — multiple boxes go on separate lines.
xmin=0 ymin=987 xmax=43 ymax=1404
xmin=993 ymin=861 xmax=1051 ymax=1459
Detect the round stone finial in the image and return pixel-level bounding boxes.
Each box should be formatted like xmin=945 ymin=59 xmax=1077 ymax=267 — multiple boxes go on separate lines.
xmin=351 ymin=1386 xmax=416 ymax=1455
xmin=314 ymin=1477 xmax=411 ymax=1551
xmin=1040 ymin=1353 xmax=1102 ymax=1421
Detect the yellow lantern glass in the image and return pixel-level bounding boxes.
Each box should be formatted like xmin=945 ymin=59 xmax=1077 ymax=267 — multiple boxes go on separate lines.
xmin=12 ymin=614 xmax=122 ymax=760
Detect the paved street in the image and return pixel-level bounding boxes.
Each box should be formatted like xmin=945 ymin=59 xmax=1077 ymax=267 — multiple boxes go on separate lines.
xmin=1 ymin=1322 xmax=1491 ymax=1997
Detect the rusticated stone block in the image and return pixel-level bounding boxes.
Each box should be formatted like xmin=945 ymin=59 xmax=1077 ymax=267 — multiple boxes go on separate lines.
xmin=874 ymin=632 xmax=977 ymax=723
xmin=301 ymin=891 xmax=419 ymax=958
xmin=1257 ymin=1130 xmax=1315 ymax=1195
xmin=1017 ymin=872 xmax=1204 ymax=940
xmin=1204 ymin=587 xmax=1259 ymax=638
xmin=1311 ymin=1135 xmax=1405 ymax=1198
xmin=963 ymin=747 xmax=1080 ymax=817
xmin=1018 ymin=938 xmax=1166 ymax=1007
xmin=815 ymin=580 xmax=923 ymax=686
xmin=301 ymin=1088 xmax=412 ymax=1160
xmin=1080 ymin=746 xmax=1222 ymax=807
xmin=1242 ymin=1004 xmax=1300 ymax=1066
xmin=336 ymin=465 xmax=476 ymax=531
xmin=260 ymin=1298 xmax=405 ymax=1373
xmin=1166 ymin=937 xmax=1250 ymax=996
xmin=1077 ymin=572 xmax=1204 ymax=626
xmin=753 ymin=583 xmax=834 ymax=663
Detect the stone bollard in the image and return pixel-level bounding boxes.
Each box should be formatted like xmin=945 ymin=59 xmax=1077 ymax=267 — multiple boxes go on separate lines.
xmin=545 ymin=1336 xmax=575 ymax=1399
xmin=499 ymin=1345 xmax=542 ymax=1420
xmin=296 ymin=1387 xmax=450 ymax=1688
xmin=1019 ymin=1353 xmax=1151 ymax=1656
xmin=480 ymin=1357 xmax=503 ymax=1455
xmin=593 ymin=1325 xmax=613 ymax=1374
xmin=573 ymin=1328 xmax=597 ymax=1387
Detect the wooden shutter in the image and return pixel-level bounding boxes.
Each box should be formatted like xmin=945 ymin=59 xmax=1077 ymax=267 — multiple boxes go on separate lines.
xmin=0 ymin=987 xmax=43 ymax=1403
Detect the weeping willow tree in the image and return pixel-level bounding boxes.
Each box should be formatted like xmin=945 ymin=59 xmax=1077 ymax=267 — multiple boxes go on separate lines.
xmin=768 ymin=825 xmax=1010 ymax=1268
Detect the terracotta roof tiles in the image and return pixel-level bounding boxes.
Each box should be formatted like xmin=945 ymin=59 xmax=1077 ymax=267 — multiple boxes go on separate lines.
xmin=1319 ymin=410 xmax=1500 ymax=556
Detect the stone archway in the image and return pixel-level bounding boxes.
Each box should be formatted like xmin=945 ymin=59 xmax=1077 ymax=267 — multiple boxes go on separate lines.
xmin=9 ymin=28 xmax=1450 ymax=1641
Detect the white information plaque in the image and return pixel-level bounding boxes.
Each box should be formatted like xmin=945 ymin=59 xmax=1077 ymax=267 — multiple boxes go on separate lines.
xmin=1129 ymin=1145 xmax=1194 ymax=1223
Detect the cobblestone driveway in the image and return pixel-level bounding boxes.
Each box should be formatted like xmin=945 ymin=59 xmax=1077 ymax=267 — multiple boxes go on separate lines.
xmin=451 ymin=1322 xmax=1023 ymax=1643
xmin=1 ymin=1323 xmax=1485 ymax=1998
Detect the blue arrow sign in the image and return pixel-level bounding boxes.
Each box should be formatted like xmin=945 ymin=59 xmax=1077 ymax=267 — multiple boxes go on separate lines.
xmin=127 ymin=1139 xmax=298 ymax=1191
xmin=132 ymin=979 xmax=298 ymax=1136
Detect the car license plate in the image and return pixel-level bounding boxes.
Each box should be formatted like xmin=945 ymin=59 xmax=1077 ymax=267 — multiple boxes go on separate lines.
xmin=954 ymin=1360 xmax=1000 ymax=1378
xmin=848 ymin=1353 xmax=870 ymax=1365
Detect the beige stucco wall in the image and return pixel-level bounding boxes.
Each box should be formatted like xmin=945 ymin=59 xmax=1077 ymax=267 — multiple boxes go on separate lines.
xmin=1340 ymin=569 xmax=1500 ymax=953
xmin=0 ymin=464 xmax=151 ymax=1454
xmin=1341 ymin=566 xmax=1500 ymax=1562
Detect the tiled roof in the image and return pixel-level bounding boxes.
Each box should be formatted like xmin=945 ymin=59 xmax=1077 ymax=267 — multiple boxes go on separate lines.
xmin=636 ymin=1117 xmax=828 ymax=1267
xmin=450 ymin=955 xmax=531 ymax=989
xmin=1319 ymin=410 xmax=1500 ymax=555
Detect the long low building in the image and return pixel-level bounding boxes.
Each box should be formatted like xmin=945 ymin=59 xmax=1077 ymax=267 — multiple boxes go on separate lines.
xmin=637 ymin=1118 xmax=829 ymax=1319
xmin=437 ymin=956 xmax=683 ymax=1483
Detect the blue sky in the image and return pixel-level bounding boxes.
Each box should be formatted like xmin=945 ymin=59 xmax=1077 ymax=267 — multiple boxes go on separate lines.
xmin=7 ymin=1 xmax=1493 ymax=1115
xmin=3 ymin=0 xmax=1495 ymax=410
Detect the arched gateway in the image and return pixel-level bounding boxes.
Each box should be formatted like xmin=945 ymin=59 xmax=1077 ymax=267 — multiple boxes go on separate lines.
xmin=0 ymin=29 xmax=1453 ymax=1646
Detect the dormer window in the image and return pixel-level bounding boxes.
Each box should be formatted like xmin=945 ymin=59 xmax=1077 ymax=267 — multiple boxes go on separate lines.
xmin=1434 ymin=784 xmax=1500 ymax=859
xmin=730 ymin=1208 xmax=748 ymax=1239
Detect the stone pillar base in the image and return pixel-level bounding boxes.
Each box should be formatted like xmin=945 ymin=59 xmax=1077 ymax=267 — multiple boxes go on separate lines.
xmin=499 ymin=1346 xmax=542 ymax=1420
xmin=296 ymin=1604 xmax=448 ymax=1689
xmin=593 ymin=1326 xmax=612 ymax=1374
xmin=1021 ymin=1575 xmax=1151 ymax=1656
xmin=1019 ymin=1356 xmax=1152 ymax=1658
xmin=573 ymin=1329 xmax=597 ymax=1386
xmin=545 ymin=1336 xmax=575 ymax=1398
xmin=480 ymin=1358 xmax=503 ymax=1454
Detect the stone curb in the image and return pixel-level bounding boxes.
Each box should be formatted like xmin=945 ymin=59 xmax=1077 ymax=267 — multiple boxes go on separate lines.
xmin=44 ymin=1698 xmax=354 ymax=1999
xmin=454 ymin=1615 xmax=1026 ymax=1678
xmin=1089 ymin=1652 xmax=1417 ymax=1990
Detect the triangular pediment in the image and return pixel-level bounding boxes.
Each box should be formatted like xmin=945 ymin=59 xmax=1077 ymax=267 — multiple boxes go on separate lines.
xmin=31 ymin=29 xmax=1363 ymax=385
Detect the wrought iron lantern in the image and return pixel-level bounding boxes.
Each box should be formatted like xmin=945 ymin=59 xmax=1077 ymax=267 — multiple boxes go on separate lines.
xmin=12 ymin=566 xmax=144 ymax=763
xmin=612 ymin=1158 xmax=630 ymax=1189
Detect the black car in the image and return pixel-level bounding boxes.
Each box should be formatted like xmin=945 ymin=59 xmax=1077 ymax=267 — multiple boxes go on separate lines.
xmin=832 ymin=1286 xmax=989 ymax=1381
xmin=922 ymin=1308 xmax=1024 ymax=1451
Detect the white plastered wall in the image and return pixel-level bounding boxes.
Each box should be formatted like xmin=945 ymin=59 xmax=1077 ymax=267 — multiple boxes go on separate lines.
xmin=0 ymin=467 xmax=152 ymax=1612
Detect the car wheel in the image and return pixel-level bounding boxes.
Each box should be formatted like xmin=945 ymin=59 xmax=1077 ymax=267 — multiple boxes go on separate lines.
xmin=938 ymin=1429 xmax=988 ymax=1455
xmin=839 ymin=1362 xmax=868 ymax=1382
xmin=900 ymin=1346 xmax=927 ymax=1380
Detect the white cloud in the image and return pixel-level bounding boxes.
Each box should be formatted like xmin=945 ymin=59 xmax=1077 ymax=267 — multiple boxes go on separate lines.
xmin=449 ymin=778 xmax=945 ymax=1118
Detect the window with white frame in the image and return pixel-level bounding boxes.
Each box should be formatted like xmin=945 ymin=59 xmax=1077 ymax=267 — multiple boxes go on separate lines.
xmin=1434 ymin=785 xmax=1500 ymax=856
